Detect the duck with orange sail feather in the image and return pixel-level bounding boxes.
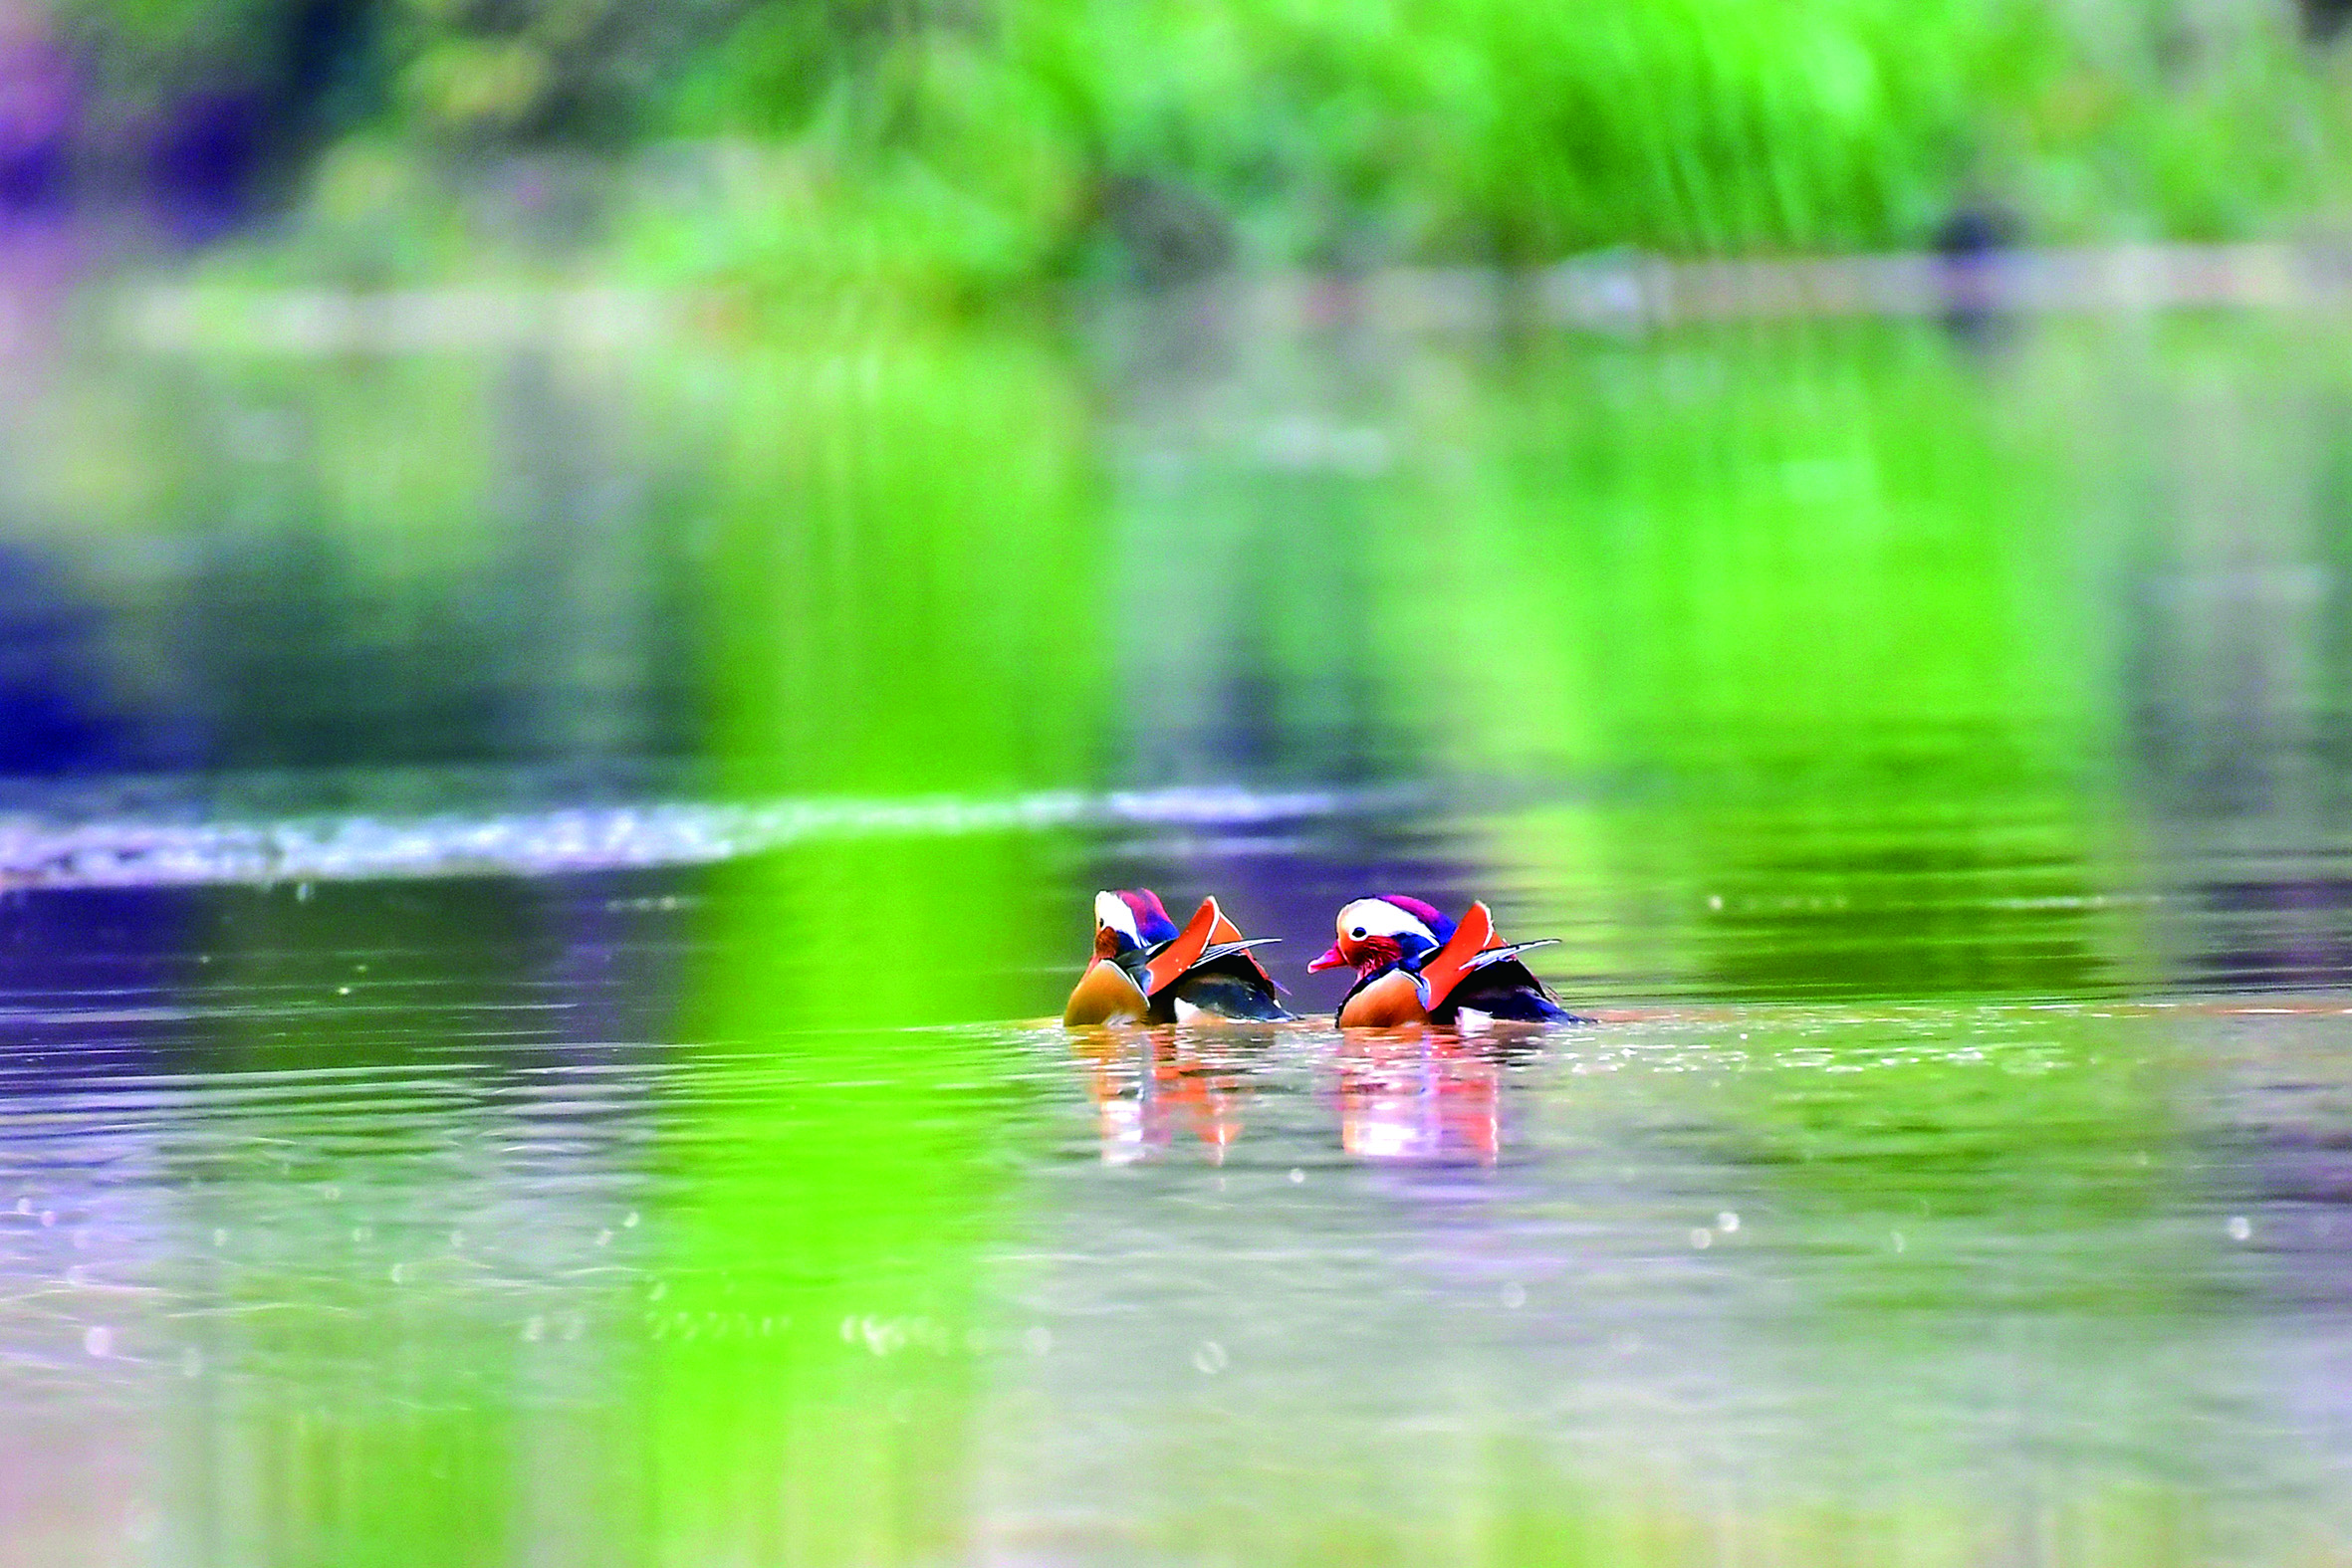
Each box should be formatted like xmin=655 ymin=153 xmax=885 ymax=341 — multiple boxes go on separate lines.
xmin=1063 ymin=889 xmax=1291 ymax=1024
xmin=1307 ymin=895 xmax=1577 ymax=1027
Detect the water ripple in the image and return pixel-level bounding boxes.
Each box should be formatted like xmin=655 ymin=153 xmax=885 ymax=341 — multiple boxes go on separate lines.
xmin=0 ymin=784 xmax=1411 ymax=889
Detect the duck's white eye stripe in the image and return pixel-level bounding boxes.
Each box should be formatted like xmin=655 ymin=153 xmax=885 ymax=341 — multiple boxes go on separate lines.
xmin=1338 ymin=898 xmax=1438 ymax=947
xmin=1094 ymin=891 xmax=1141 ymax=942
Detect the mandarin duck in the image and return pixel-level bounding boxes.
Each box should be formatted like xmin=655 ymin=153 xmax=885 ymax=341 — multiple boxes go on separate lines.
xmin=1063 ymin=889 xmax=1291 ymax=1025
xmin=1307 ymin=895 xmax=1572 ymax=1027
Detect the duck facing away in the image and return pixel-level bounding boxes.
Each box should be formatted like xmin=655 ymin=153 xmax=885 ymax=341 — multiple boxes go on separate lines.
xmin=1063 ymin=889 xmax=1291 ymax=1025
xmin=1308 ymin=895 xmax=1572 ymax=1027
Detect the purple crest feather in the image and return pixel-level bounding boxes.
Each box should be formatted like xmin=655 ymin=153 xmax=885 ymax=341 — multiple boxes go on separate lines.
xmin=1380 ymin=894 xmax=1456 ymax=943
xmin=1120 ymin=889 xmax=1181 ymax=945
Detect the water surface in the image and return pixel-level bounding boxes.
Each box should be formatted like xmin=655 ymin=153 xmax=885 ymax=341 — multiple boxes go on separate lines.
xmin=4 ymin=294 xmax=2352 ymax=1562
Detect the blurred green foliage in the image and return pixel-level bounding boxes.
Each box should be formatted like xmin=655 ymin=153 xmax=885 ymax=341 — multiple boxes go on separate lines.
xmin=54 ymin=0 xmax=2352 ymax=290
xmin=642 ymin=0 xmax=2352 ymax=283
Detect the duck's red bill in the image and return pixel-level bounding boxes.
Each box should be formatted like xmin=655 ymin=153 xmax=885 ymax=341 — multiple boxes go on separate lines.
xmin=1306 ymin=943 xmax=1348 ymax=973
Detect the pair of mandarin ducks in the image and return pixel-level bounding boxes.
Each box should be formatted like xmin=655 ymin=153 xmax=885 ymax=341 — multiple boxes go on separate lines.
xmin=1064 ymin=889 xmax=1575 ymax=1027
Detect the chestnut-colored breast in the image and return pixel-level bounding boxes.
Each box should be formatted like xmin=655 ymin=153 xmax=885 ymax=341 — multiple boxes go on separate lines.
xmin=1336 ymin=967 xmax=1430 ymax=1028
xmin=1063 ymin=959 xmax=1150 ymax=1026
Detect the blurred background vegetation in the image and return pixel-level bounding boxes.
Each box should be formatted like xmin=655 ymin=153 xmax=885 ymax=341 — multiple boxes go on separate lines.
xmin=13 ymin=0 xmax=2352 ymax=299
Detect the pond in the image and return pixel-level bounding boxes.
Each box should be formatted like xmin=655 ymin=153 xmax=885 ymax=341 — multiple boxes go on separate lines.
xmin=3 ymin=286 xmax=2352 ymax=1563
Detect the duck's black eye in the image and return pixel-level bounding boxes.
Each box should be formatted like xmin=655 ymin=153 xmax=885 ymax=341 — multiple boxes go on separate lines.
xmin=1350 ymin=927 xmax=1366 ymax=939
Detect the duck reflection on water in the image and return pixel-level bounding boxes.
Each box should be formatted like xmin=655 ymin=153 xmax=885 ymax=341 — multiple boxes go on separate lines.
xmin=1334 ymin=1029 xmax=1516 ymax=1167
xmin=1068 ymin=1026 xmax=1264 ymax=1165
xmin=1067 ymin=1020 xmax=1538 ymax=1168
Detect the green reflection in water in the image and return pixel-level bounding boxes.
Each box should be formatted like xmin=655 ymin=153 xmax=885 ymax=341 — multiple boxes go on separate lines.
xmin=1683 ymin=1008 xmax=2190 ymax=1312
xmin=157 ymin=882 xmax=598 ymax=1568
xmin=650 ymin=841 xmax=1052 ymax=1567
xmin=76 ymin=308 xmax=2352 ymax=1564
xmin=693 ymin=320 xmax=1108 ymax=796
xmin=1398 ymin=329 xmax=2098 ymax=776
xmin=1171 ymin=1472 xmax=2208 ymax=1568
xmin=633 ymin=313 xmax=2246 ymax=1556
xmin=1313 ymin=1484 xmax=2205 ymax=1568
xmin=649 ymin=321 xmax=1095 ymax=1564
xmin=1377 ymin=325 xmax=2140 ymax=998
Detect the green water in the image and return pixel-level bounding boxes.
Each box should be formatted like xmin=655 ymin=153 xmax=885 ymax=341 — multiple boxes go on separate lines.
xmin=6 ymin=297 xmax=2352 ymax=1564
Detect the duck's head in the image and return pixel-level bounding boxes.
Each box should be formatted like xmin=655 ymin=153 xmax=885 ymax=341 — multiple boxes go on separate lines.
xmin=1307 ymin=895 xmax=1455 ymax=976
xmin=1092 ymin=889 xmax=1181 ymax=960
